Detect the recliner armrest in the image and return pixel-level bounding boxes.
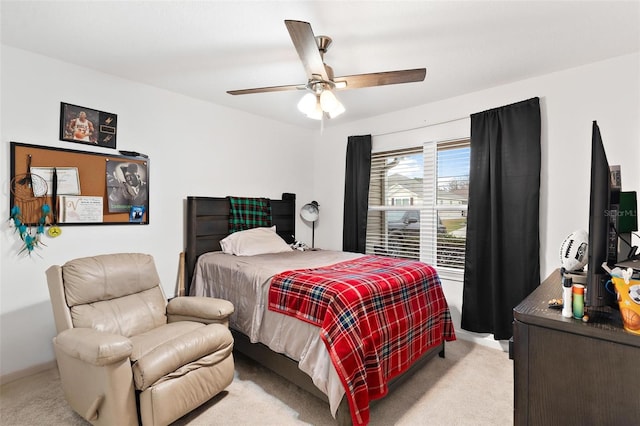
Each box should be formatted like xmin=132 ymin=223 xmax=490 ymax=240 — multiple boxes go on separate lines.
xmin=54 ymin=328 xmax=133 ymax=366
xmin=166 ymin=297 xmax=234 ymax=325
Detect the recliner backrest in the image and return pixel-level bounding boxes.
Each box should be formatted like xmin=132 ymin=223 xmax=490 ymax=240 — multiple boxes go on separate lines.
xmin=61 ymin=253 xmax=168 ymax=337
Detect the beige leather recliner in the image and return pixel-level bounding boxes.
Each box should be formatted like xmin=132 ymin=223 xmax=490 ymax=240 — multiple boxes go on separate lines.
xmin=46 ymin=253 xmax=235 ymax=426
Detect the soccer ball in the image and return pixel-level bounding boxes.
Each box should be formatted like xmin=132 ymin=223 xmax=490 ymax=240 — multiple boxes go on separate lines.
xmin=559 ymin=229 xmax=589 ymax=272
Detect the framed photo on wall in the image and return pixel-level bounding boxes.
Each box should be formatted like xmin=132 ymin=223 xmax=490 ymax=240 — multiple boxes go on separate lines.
xmin=60 ymin=102 xmax=117 ymax=149
xmin=106 ymin=159 xmax=148 ymax=213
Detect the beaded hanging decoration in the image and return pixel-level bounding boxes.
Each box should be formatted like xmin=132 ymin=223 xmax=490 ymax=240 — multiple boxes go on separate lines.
xmin=9 ymin=204 xmax=50 ymax=255
xmin=9 ymin=170 xmax=50 ymax=256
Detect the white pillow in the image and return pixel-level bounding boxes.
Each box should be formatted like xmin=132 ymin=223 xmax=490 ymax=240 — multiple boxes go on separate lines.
xmin=220 ymin=226 xmax=293 ymax=256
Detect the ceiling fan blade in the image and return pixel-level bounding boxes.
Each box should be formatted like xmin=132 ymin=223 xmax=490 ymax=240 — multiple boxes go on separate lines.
xmin=227 ymin=83 xmax=305 ymax=95
xmin=334 ymin=68 xmax=426 ymax=90
xmin=285 ymin=20 xmax=329 ymax=81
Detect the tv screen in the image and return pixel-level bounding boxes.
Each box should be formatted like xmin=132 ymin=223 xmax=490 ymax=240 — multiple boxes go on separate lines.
xmin=586 ymin=121 xmax=616 ymax=308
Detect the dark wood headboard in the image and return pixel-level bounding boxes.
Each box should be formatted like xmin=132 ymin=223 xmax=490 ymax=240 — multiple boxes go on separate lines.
xmin=184 ymin=193 xmax=296 ymax=295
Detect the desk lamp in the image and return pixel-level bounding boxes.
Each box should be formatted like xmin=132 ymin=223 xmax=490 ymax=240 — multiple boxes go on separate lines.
xmin=300 ymin=201 xmax=319 ymax=248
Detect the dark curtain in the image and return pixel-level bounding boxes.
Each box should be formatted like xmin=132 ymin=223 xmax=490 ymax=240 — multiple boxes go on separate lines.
xmin=461 ymin=97 xmax=541 ymax=340
xmin=343 ymin=135 xmax=372 ymax=253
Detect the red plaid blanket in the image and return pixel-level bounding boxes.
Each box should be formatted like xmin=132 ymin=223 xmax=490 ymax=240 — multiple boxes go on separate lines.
xmin=268 ymin=255 xmax=455 ymax=425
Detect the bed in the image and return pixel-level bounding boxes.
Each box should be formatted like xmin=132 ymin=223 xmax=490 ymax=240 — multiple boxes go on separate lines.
xmin=184 ymin=194 xmax=455 ymax=425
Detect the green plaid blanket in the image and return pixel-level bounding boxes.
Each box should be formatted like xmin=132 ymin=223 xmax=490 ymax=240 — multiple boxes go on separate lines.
xmin=228 ymin=196 xmax=272 ymax=233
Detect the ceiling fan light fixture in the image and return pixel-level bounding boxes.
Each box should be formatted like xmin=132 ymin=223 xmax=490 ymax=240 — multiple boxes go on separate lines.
xmin=309 ymin=99 xmax=324 ymax=120
xmin=298 ymin=92 xmax=316 ymax=114
xmin=319 ymin=89 xmax=344 ymax=118
xmin=327 ymin=104 xmax=345 ymax=119
xmin=298 ymin=93 xmax=323 ymax=120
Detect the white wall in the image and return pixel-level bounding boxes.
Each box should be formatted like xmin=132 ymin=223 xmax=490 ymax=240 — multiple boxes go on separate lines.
xmin=0 ymin=46 xmax=316 ymax=377
xmin=312 ymin=53 xmax=640 ymax=348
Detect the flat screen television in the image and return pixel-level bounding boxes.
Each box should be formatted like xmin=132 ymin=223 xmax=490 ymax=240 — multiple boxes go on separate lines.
xmin=586 ymin=121 xmax=617 ymax=309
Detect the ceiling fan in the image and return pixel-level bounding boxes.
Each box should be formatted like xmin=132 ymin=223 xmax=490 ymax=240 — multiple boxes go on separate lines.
xmin=227 ymin=20 xmax=427 ymax=120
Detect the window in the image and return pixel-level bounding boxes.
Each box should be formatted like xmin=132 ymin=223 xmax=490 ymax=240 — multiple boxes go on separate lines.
xmin=365 ymin=139 xmax=470 ymax=272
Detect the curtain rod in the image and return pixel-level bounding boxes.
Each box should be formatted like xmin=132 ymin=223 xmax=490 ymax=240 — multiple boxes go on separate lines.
xmin=373 ymin=115 xmax=469 ymax=137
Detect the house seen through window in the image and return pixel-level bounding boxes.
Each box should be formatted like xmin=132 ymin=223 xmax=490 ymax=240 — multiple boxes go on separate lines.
xmin=366 ymin=139 xmax=470 ymax=271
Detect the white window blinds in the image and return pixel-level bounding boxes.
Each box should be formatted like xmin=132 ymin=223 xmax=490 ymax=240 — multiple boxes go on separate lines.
xmin=366 ymin=139 xmax=469 ymax=271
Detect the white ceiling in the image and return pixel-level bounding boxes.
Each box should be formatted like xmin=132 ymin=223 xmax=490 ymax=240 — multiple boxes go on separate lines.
xmin=2 ymin=1 xmax=639 ymax=129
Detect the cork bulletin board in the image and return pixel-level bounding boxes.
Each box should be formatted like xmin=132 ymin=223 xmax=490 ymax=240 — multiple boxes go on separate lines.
xmin=9 ymin=142 xmax=149 ymax=225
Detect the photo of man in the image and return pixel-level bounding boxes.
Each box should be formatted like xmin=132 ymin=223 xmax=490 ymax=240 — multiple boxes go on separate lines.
xmin=106 ymin=160 xmax=148 ymax=213
xmin=67 ymin=110 xmax=96 ymax=143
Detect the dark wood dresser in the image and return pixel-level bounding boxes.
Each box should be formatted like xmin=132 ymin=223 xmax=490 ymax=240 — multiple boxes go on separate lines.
xmin=513 ymin=269 xmax=640 ymax=425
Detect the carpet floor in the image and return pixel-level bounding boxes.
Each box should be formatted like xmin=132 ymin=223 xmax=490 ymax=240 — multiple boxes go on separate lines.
xmin=0 ymin=339 xmax=513 ymax=425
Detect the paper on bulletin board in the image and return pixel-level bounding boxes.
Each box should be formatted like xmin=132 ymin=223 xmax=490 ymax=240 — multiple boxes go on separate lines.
xmin=59 ymin=196 xmax=103 ymax=223
xmin=30 ymin=167 xmax=81 ymax=195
